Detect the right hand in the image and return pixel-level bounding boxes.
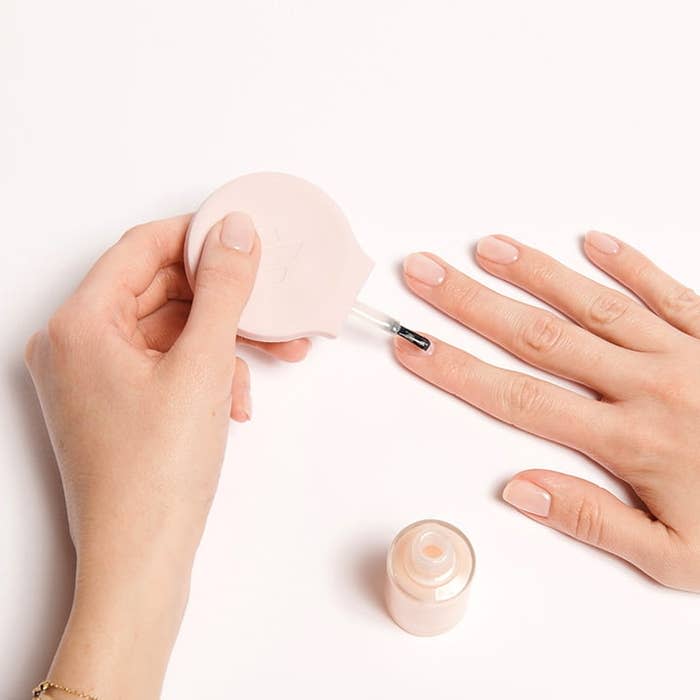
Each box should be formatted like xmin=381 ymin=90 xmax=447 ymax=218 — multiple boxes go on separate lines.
xmin=394 ymin=232 xmax=700 ymax=592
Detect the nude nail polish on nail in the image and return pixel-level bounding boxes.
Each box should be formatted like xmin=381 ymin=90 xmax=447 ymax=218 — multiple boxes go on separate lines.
xmin=585 ymin=231 xmax=620 ymax=255
xmin=221 ymin=211 xmax=255 ymax=253
xmin=385 ymin=519 xmax=475 ymax=636
xmin=502 ymin=480 xmax=552 ymax=517
xmin=476 ymin=236 xmax=519 ymax=264
xmin=403 ymin=253 xmax=446 ymax=286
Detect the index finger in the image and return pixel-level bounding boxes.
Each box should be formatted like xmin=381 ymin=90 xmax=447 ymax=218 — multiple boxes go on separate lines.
xmin=394 ymin=334 xmax=622 ymax=466
xmin=80 ymin=214 xmax=192 ymax=304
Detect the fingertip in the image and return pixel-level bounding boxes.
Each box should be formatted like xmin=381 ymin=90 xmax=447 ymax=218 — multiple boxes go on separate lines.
xmin=402 ymin=252 xmax=447 ymax=289
xmin=393 ymin=335 xmax=413 ymax=364
xmin=281 ymin=337 xmax=311 ymax=362
xmin=583 ymin=230 xmax=621 ymax=256
xmin=230 ymin=408 xmax=250 ymax=422
xmin=501 ymin=477 xmax=552 ymax=518
xmin=230 ymin=357 xmax=251 ymax=422
xmin=239 ymin=337 xmax=312 ymax=362
xmin=475 ymin=235 xmax=520 ymax=265
xmin=393 ymin=333 xmax=436 ymax=360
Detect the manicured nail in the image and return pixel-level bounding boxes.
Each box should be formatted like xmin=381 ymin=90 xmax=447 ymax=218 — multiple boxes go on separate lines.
xmin=502 ymin=479 xmax=552 ymax=517
xmin=585 ymin=231 xmax=620 ymax=255
xmin=476 ymin=236 xmax=519 ymax=264
xmin=242 ymin=390 xmax=252 ymax=421
xmin=403 ymin=253 xmax=446 ymax=286
xmin=220 ymin=212 xmax=255 ymax=253
xmin=394 ymin=335 xmax=434 ymax=357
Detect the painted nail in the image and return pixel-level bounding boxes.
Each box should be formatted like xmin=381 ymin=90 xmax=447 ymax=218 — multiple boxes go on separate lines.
xmin=585 ymin=231 xmax=620 ymax=255
xmin=403 ymin=253 xmax=446 ymax=286
xmin=220 ymin=212 xmax=256 ymax=253
xmin=242 ymin=390 xmax=252 ymax=421
xmin=476 ymin=236 xmax=519 ymax=264
xmin=394 ymin=334 xmax=434 ymax=357
xmin=502 ymin=480 xmax=552 ymax=517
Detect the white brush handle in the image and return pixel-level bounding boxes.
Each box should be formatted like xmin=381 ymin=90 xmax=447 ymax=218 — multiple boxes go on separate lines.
xmin=350 ymin=300 xmax=401 ymax=335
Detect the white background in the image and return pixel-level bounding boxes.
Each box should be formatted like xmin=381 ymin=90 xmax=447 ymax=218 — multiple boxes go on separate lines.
xmin=2 ymin=2 xmax=699 ymax=698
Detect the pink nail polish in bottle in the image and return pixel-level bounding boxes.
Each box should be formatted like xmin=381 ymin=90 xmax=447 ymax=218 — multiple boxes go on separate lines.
xmin=385 ymin=520 xmax=475 ymax=636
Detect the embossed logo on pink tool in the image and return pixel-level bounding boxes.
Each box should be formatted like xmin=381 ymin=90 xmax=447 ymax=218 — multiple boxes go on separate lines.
xmin=185 ymin=172 xmax=430 ymax=351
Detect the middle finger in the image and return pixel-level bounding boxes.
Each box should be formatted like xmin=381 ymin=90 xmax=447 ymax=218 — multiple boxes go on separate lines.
xmin=403 ymin=252 xmax=641 ymax=397
xmin=474 ymin=235 xmax=675 ymax=352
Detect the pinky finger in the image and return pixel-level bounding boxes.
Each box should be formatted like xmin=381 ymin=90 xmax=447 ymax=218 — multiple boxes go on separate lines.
xmin=230 ymin=357 xmax=252 ymax=422
xmin=501 ymin=469 xmax=693 ymax=591
xmin=584 ymin=231 xmax=700 ymax=339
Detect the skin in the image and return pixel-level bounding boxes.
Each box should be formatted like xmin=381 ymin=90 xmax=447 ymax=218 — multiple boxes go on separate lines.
xmin=25 ymin=222 xmax=698 ymax=697
xmin=395 ymin=232 xmax=700 ymax=592
xmin=25 ymin=212 xmax=309 ymax=699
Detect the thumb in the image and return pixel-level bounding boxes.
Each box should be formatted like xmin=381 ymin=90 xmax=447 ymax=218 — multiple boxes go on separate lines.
xmin=502 ymin=469 xmax=674 ymax=585
xmin=170 ymin=211 xmax=260 ymax=381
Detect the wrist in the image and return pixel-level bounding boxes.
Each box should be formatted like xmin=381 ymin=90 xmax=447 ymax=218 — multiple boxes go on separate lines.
xmin=47 ymin=546 xmax=193 ymax=700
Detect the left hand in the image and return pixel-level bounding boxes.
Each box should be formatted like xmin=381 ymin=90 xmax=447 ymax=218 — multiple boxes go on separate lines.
xmin=25 ymin=212 xmax=309 ymax=699
xmin=395 ymin=232 xmax=700 ymax=591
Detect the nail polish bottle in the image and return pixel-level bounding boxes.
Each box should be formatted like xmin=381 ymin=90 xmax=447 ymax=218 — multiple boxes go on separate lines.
xmin=385 ymin=519 xmax=475 ymax=636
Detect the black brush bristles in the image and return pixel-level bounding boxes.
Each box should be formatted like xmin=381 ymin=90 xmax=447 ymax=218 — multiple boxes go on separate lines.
xmin=396 ymin=326 xmax=431 ymax=352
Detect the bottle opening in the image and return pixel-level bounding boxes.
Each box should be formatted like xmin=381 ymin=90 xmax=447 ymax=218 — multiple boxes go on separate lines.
xmin=409 ymin=528 xmax=456 ymax=583
xmin=423 ymin=544 xmax=444 ymax=559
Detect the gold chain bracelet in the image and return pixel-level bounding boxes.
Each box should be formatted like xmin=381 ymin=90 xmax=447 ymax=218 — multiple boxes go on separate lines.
xmin=32 ymin=680 xmax=99 ymax=700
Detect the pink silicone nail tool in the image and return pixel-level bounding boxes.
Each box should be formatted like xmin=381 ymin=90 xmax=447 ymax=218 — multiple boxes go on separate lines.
xmin=184 ymin=172 xmax=430 ymax=351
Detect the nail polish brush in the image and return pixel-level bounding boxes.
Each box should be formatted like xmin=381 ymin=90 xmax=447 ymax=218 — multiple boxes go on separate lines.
xmin=349 ymin=301 xmax=431 ymax=351
xmin=184 ymin=172 xmax=431 ymax=352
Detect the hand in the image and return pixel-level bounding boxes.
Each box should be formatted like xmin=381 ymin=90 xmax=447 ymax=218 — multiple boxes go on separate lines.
xmin=395 ymin=232 xmax=700 ymax=592
xmin=25 ymin=212 xmax=309 ymax=698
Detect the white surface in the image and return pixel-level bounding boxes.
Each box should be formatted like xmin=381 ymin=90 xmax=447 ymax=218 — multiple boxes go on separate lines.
xmin=2 ymin=2 xmax=699 ymax=698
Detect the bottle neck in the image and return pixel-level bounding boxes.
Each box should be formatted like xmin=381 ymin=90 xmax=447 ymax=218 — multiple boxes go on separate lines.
xmin=407 ymin=527 xmax=457 ymax=586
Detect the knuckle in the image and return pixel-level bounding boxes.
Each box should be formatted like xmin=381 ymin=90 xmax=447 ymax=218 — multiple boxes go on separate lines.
xmin=195 ymin=260 xmax=253 ymax=297
xmin=119 ymin=223 xmax=145 ymax=244
xmin=46 ymin=304 xmax=89 ymax=350
xmin=46 ymin=310 xmax=72 ymax=346
xmin=501 ymin=375 xmax=547 ymax=423
xmin=519 ymin=313 xmax=565 ymax=355
xmin=120 ymin=222 xmax=158 ymax=244
xmin=120 ymin=223 xmax=167 ymax=270
xmin=630 ymin=260 xmax=655 ymax=285
xmin=443 ymin=358 xmax=470 ymax=390
xmin=572 ymin=496 xmax=604 ymax=546
xmin=443 ymin=278 xmax=482 ymax=320
xmin=526 ymin=261 xmax=556 ymax=289
xmin=587 ymin=292 xmax=630 ymax=326
xmin=660 ymin=285 xmax=700 ymax=316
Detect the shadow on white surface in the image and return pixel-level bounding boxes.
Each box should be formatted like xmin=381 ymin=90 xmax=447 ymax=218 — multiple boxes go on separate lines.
xmin=354 ymin=544 xmax=387 ymax=617
xmin=8 ymin=363 xmax=74 ymax=697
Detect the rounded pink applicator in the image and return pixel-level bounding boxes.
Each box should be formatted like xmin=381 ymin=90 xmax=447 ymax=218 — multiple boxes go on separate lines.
xmin=185 ymin=172 xmax=430 ymax=351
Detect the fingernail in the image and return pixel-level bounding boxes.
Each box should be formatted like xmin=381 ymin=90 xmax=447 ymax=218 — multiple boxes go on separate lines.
xmin=242 ymin=390 xmax=252 ymax=421
xmin=502 ymin=479 xmax=552 ymax=517
xmin=476 ymin=236 xmax=519 ymax=264
xmin=403 ymin=253 xmax=446 ymax=286
xmin=393 ymin=335 xmax=434 ymax=357
xmin=220 ymin=212 xmax=255 ymax=253
xmin=585 ymin=231 xmax=620 ymax=255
